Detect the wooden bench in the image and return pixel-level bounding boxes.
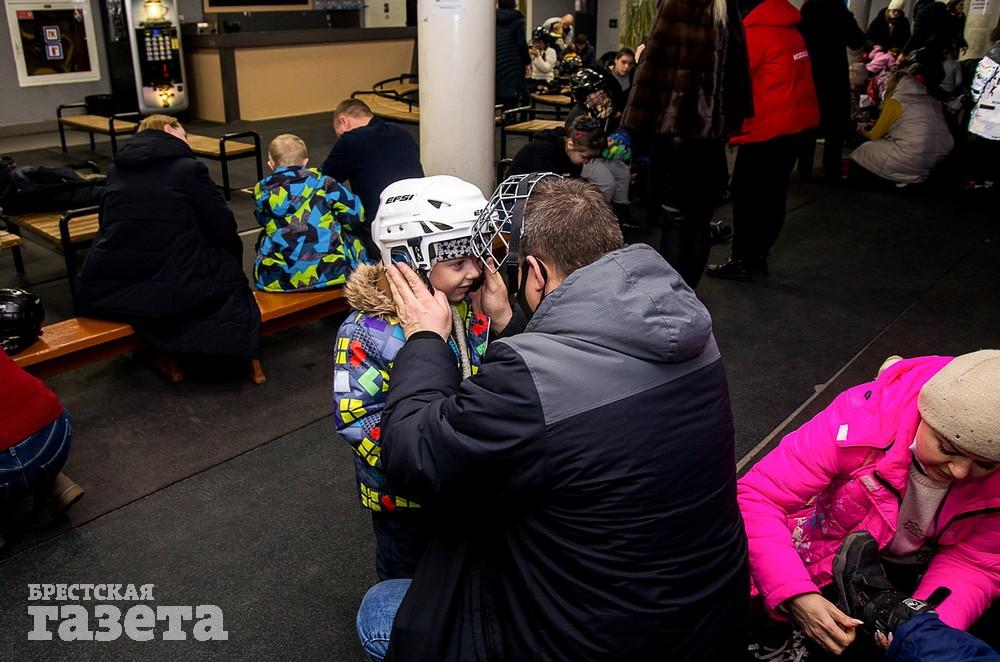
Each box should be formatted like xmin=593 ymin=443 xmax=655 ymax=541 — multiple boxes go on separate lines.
xmin=1 ymin=231 xmax=25 ymax=275
xmin=13 ymin=288 xmax=350 ymax=384
xmin=529 ymin=93 xmax=573 ymax=120
xmin=351 ymin=91 xmax=420 ymax=124
xmin=185 ymin=131 xmax=263 ymax=201
xmin=498 ymin=108 xmax=565 ymax=159
xmin=57 ymin=104 xmax=262 ymax=199
xmin=373 ymin=73 xmax=418 ymax=99
xmin=57 ymin=104 xmax=138 ymax=155
xmin=2 ymin=207 xmax=100 ymax=283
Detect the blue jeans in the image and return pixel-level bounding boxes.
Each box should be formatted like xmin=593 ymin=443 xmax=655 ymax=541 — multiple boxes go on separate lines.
xmin=888 ymin=614 xmax=1000 ymax=662
xmin=356 ymin=579 xmax=411 ymax=662
xmin=0 ymin=411 xmax=72 ymax=509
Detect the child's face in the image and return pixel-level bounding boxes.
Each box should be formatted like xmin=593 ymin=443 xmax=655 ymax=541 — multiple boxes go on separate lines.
xmin=428 ymin=256 xmax=483 ymax=303
xmin=914 ymin=420 xmax=1000 ymax=482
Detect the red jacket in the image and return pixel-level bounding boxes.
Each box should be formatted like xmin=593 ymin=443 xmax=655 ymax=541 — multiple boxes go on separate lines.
xmin=0 ymin=349 xmax=63 ymax=450
xmin=731 ymin=0 xmax=820 ymax=145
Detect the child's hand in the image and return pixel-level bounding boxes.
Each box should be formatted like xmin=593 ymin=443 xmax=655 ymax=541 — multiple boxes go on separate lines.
xmin=385 ymin=263 xmax=453 ymax=341
xmin=785 ymin=593 xmax=863 ymax=655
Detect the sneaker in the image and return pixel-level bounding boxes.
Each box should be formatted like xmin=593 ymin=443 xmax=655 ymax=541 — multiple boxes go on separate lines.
xmin=706 ymin=257 xmax=753 ymax=282
xmin=52 ymin=472 xmax=84 ymax=512
xmin=832 ymin=531 xmax=945 ymax=637
xmin=749 ymin=630 xmax=810 ymax=661
xmin=30 ymin=473 xmax=84 ymax=529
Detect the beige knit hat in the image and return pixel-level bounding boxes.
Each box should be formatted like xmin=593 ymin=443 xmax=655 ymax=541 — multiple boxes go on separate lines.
xmin=888 ymin=0 xmax=905 ymax=10
xmin=918 ymin=350 xmax=1000 ymax=461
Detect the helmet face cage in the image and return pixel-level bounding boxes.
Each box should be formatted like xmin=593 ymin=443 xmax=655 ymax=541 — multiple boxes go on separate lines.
xmin=471 ymin=173 xmax=561 ymax=277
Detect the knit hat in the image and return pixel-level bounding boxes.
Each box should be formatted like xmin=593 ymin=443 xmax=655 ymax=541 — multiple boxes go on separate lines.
xmin=918 ymin=350 xmax=1000 ymax=461
xmin=888 ymin=0 xmax=905 ymax=11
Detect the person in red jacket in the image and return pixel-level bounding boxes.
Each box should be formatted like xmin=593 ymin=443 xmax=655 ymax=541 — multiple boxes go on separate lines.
xmin=0 ymin=349 xmax=83 ymax=547
xmin=707 ymin=0 xmax=820 ymax=281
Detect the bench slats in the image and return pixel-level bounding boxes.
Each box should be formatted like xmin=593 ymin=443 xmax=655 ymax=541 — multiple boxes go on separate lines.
xmin=58 ymin=114 xmax=138 ymax=135
xmin=6 ymin=212 xmax=100 ymax=244
xmin=0 ymin=231 xmax=21 ymax=249
xmin=530 ymin=93 xmax=573 ymax=107
xmin=353 ymin=93 xmax=420 ymax=124
xmin=13 ymin=288 xmax=349 ymax=374
xmin=187 ymin=134 xmax=256 ymax=157
xmin=15 ymin=318 xmax=138 ymax=368
xmin=504 ymin=119 xmax=564 ymax=135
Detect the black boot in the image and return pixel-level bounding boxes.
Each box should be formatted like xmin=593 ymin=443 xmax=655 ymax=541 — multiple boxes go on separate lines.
xmin=705 ymin=257 xmax=752 ymax=282
xmin=833 ymin=531 xmax=950 ymax=638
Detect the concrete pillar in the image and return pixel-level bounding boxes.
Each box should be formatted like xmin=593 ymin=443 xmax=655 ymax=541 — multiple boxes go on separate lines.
xmin=417 ymin=0 xmax=495 ymax=195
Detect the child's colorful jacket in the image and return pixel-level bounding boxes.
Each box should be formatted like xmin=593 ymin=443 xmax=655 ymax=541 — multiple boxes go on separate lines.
xmin=333 ymin=263 xmax=490 ymax=512
xmin=253 ymin=166 xmax=367 ymax=292
xmin=738 ymin=356 xmax=1000 ymax=629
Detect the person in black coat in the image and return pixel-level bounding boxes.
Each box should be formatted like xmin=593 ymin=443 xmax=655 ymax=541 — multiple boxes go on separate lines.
xmin=74 ymin=116 xmax=260 ymax=359
xmin=495 ymin=0 xmax=530 ymax=109
xmin=798 ymin=0 xmax=867 ymax=181
xmin=867 ymin=3 xmax=912 ymax=50
xmin=356 ymin=177 xmax=750 ymax=662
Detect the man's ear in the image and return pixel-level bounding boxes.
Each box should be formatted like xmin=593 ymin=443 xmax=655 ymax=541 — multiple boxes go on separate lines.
xmin=525 ymin=255 xmax=546 ymax=292
xmin=303 ymin=157 xmax=309 ymax=167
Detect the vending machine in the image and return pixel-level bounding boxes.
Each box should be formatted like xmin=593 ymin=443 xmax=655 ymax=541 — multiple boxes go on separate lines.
xmin=100 ymin=0 xmax=188 ymax=113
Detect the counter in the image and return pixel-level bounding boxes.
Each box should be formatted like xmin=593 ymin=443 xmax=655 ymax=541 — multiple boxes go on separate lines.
xmin=184 ymin=27 xmax=416 ymax=122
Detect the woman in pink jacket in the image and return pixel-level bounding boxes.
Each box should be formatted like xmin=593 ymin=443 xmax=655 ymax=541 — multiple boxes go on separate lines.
xmin=739 ymin=350 xmax=1000 ymax=655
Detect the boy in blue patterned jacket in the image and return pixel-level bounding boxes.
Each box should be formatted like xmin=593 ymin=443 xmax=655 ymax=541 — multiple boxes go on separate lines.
xmin=333 ymin=176 xmax=491 ymax=580
xmin=253 ymin=134 xmax=368 ymax=292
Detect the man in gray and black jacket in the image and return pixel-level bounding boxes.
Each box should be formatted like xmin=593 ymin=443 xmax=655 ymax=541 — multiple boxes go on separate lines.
xmin=357 ymin=177 xmax=750 ymax=661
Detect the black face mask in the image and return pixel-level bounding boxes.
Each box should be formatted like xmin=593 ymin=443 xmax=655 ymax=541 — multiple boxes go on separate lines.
xmin=513 ymin=258 xmax=548 ymax=323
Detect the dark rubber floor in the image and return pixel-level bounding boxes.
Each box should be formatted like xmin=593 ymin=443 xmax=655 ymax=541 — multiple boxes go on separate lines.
xmin=1 ymin=115 xmax=997 ymax=659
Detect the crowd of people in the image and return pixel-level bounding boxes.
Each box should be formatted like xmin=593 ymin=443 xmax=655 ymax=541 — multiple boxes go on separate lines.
xmin=2 ymin=2 xmax=999 ymax=660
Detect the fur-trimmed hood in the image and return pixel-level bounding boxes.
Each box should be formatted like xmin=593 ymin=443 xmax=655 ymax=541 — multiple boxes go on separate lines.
xmin=345 ymin=263 xmax=397 ymax=318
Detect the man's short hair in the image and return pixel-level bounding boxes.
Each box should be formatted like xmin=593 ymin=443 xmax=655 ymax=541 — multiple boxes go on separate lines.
xmin=268 ymin=133 xmax=308 ymax=167
xmin=334 ymin=98 xmax=374 ymax=123
xmin=138 ymin=114 xmax=180 ymax=132
xmin=522 ymin=178 xmax=623 ymax=278
xmin=574 ymin=33 xmax=589 ymax=46
xmin=616 ymin=47 xmax=635 ymax=60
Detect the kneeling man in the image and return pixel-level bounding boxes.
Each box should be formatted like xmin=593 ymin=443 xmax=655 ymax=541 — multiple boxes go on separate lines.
xmin=357 ymin=175 xmax=750 ymax=661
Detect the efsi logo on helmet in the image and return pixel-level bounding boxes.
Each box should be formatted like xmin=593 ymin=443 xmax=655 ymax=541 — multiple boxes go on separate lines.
xmin=385 ymin=194 xmax=415 ymax=204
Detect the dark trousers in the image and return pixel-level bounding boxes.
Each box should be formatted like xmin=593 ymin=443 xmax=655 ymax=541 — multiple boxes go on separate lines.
xmin=648 ymin=134 xmax=725 ymax=288
xmin=799 ymin=126 xmax=847 ymax=181
xmin=371 ymin=509 xmax=430 ymax=581
xmin=731 ymin=133 xmax=803 ymax=263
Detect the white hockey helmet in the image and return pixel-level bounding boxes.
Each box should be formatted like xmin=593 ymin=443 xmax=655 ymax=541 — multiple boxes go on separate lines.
xmin=372 ymin=175 xmax=488 ymax=272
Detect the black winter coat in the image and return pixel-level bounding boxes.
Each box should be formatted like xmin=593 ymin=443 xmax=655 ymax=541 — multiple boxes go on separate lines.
xmin=799 ymin=0 xmax=867 ymax=132
xmin=495 ymin=8 xmax=530 ymax=104
xmin=75 ymin=130 xmax=260 ymax=358
xmin=867 ymin=8 xmax=912 ymax=50
xmin=380 ymin=244 xmax=750 ymax=661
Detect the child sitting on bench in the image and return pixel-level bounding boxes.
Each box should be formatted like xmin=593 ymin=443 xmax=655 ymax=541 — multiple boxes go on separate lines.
xmin=253 ymin=134 xmax=369 ymax=293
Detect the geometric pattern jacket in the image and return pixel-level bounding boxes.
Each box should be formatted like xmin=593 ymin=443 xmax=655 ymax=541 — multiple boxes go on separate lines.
xmin=253 ymin=166 xmax=368 ymax=292
xmin=333 ymin=263 xmax=489 ymax=511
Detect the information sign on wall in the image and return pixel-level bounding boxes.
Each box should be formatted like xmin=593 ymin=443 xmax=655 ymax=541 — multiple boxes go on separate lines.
xmin=5 ymin=0 xmax=101 ymax=86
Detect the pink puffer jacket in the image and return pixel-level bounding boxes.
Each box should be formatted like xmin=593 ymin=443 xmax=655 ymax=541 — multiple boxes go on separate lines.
xmin=738 ymin=355 xmax=1000 ymax=629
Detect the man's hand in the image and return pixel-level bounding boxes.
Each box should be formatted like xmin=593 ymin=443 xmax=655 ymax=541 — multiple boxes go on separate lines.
xmin=385 ymin=263 xmax=453 ymax=341
xmin=786 ymin=593 xmax=863 ymax=655
xmin=474 ymin=264 xmax=512 ymax=333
